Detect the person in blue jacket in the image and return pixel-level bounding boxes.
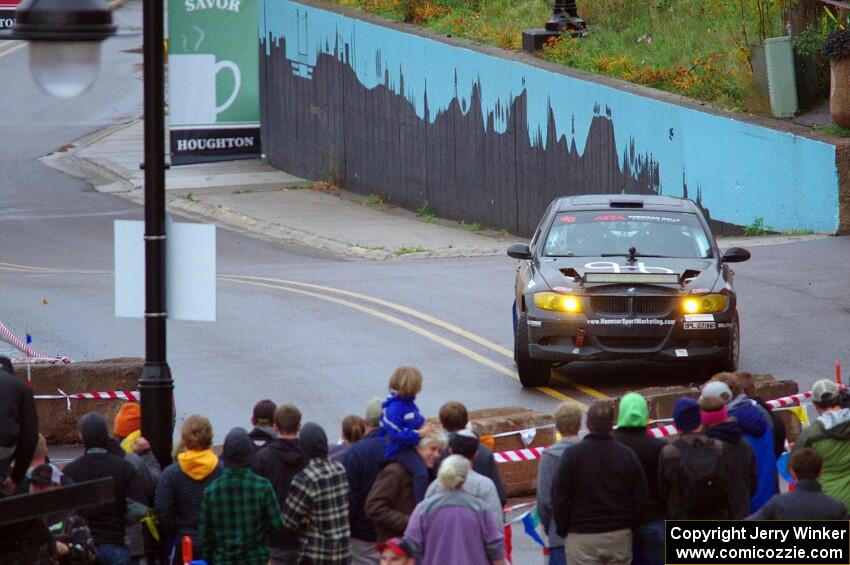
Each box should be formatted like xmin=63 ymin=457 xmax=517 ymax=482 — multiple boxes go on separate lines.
xmin=702 ymin=376 xmax=776 ymax=513
xmin=380 ymin=367 xmax=435 ymax=503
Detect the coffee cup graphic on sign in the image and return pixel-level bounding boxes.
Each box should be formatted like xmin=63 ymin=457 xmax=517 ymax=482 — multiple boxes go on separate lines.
xmin=169 ymin=53 xmax=241 ymax=125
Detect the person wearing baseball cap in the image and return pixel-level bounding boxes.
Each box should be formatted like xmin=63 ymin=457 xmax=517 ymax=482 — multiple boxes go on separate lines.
xmin=29 ymin=464 xmax=99 ymax=564
xmin=792 ymin=379 xmax=850 ymax=512
xmin=376 ymin=537 xmax=414 ymax=565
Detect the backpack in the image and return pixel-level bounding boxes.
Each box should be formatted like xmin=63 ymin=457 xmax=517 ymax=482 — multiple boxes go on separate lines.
xmin=673 ymin=437 xmax=729 ymax=518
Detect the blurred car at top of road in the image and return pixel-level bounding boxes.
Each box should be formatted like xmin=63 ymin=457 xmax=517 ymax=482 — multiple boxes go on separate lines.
xmin=508 ymin=194 xmax=750 ymax=387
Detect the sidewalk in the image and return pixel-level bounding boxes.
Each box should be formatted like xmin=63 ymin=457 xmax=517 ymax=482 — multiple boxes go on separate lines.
xmin=41 ymin=119 xmax=828 ymax=260
xmin=41 ymin=119 xmax=513 ymax=260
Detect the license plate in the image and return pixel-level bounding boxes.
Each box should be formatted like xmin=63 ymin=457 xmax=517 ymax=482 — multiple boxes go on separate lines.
xmin=684 ymin=321 xmax=716 ymax=330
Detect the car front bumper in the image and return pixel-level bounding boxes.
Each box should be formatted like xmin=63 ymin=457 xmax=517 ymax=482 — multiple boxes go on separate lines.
xmin=525 ymin=311 xmax=735 ymax=363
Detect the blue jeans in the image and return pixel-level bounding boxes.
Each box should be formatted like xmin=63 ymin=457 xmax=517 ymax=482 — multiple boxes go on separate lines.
xmin=632 ymin=521 xmax=664 ymax=565
xmin=96 ymin=544 xmax=130 ymax=565
xmin=548 ymin=545 xmax=567 ymax=565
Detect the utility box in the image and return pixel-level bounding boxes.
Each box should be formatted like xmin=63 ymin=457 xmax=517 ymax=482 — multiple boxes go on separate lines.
xmin=764 ymin=36 xmax=799 ymax=118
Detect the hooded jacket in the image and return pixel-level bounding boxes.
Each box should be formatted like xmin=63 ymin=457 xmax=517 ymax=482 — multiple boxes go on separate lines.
xmin=705 ymin=419 xmax=757 ymax=519
xmin=0 ymin=370 xmax=38 ymax=484
xmin=727 ymin=397 xmax=776 ymax=512
xmin=793 ymin=408 xmax=850 ymax=511
xmin=154 ymin=450 xmax=223 ymax=551
xmin=747 ymin=479 xmax=849 ymax=520
xmin=612 ymin=393 xmax=666 ymax=524
xmin=380 ymin=392 xmax=425 ymax=460
xmin=250 ymin=437 xmax=306 ymax=549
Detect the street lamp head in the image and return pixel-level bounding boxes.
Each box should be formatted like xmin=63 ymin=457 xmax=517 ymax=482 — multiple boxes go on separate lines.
xmin=3 ymin=0 xmax=116 ymax=98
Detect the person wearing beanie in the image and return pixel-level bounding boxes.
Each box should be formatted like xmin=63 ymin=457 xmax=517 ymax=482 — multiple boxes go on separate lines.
xmin=342 ymin=397 xmax=390 ymax=565
xmin=403 ymin=456 xmax=506 ymax=565
xmin=792 ymin=379 xmax=850 ymax=511
xmin=111 ymin=402 xmax=161 ymax=564
xmin=425 ymin=430 xmax=502 ymax=525
xmin=200 ymin=427 xmax=283 ymax=565
xmin=658 ymin=397 xmax=730 ymax=520
xmin=249 ymin=399 xmax=278 ymax=449
xmin=155 ymin=415 xmax=222 ymax=565
xmin=63 ymin=412 xmax=148 ymax=564
xmin=612 ymin=393 xmax=666 ymax=565
xmin=281 ymin=422 xmax=351 ymax=564
xmin=701 ymin=396 xmax=757 ymax=519
xmin=250 ymin=403 xmax=306 ymax=564
xmin=703 ymin=375 xmax=776 ymax=513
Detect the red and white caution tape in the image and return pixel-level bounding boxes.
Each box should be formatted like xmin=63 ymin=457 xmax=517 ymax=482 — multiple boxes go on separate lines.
xmin=0 ymin=320 xmax=70 ymax=365
xmin=647 ymin=424 xmax=679 ymax=438
xmin=34 ymin=388 xmax=138 ymax=411
xmin=493 ymin=447 xmax=546 ymax=464
xmin=766 ymin=391 xmax=813 ymax=409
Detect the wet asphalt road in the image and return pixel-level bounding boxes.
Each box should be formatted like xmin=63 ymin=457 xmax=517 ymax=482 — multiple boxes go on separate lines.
xmin=2 ymin=4 xmax=850 ymax=442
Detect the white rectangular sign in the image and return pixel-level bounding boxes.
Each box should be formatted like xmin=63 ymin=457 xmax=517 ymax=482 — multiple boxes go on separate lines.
xmin=114 ymin=219 xmax=217 ymax=321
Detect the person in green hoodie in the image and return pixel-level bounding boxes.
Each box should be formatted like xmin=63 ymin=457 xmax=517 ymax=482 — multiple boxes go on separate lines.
xmin=612 ymin=392 xmax=666 ymax=565
xmin=792 ymin=379 xmax=850 ymax=512
xmin=155 ymin=414 xmax=223 ymax=565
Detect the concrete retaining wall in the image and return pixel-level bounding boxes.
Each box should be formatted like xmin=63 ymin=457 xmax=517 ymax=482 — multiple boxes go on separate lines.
xmin=259 ymin=0 xmax=847 ymax=236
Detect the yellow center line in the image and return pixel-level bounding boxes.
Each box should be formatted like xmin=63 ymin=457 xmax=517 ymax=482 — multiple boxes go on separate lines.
xmin=223 ymin=274 xmax=612 ymax=401
xmin=0 ymin=41 xmax=26 ymax=60
xmin=1 ymin=263 xmax=609 ymax=403
xmin=223 ymin=277 xmax=588 ymax=409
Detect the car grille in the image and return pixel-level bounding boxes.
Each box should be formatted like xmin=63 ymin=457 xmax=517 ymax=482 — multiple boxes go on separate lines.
xmin=589 ymin=295 xmax=675 ymax=316
xmin=634 ymin=296 xmax=676 ymax=316
xmin=597 ymin=337 xmax=663 ymax=349
xmin=590 ymin=296 xmax=629 ymax=315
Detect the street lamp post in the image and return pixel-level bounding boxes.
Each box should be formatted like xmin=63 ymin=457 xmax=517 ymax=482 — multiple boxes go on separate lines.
xmin=138 ymin=0 xmax=174 ymax=469
xmin=6 ymin=0 xmax=175 ymax=467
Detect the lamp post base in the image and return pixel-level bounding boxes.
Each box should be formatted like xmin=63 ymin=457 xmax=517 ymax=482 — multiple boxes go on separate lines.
xmin=139 ymin=362 xmax=174 ymax=468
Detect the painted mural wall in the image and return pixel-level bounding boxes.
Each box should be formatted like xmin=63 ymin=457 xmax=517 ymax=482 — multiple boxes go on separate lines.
xmin=259 ymin=0 xmax=840 ymax=235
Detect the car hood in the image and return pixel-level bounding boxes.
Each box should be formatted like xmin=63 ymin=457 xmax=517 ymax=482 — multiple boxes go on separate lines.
xmin=537 ymin=257 xmax=720 ymax=292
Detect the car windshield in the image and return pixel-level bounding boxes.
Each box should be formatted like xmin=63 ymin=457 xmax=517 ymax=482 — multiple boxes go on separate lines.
xmin=542 ymin=210 xmax=712 ymax=258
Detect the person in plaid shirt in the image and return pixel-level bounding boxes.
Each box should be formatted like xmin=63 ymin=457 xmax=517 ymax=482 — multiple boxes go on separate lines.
xmin=200 ymin=427 xmax=283 ymax=565
xmin=282 ymin=422 xmax=351 ymax=564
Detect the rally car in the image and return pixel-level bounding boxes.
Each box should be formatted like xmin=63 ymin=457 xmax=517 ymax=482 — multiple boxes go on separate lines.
xmin=508 ymin=195 xmax=750 ymax=387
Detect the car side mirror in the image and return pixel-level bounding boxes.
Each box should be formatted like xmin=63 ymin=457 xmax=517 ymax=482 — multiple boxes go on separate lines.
xmin=507 ymin=243 xmax=532 ymax=260
xmin=722 ymin=247 xmax=751 ymax=263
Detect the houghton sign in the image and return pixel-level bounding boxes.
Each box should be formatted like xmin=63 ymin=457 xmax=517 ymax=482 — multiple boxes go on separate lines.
xmin=168 ymin=0 xmax=260 ymax=164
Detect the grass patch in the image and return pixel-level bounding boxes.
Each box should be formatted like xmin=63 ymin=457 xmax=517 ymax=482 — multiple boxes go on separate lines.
xmin=498 ymin=228 xmax=510 ymax=236
xmin=815 ymin=123 xmax=850 ymax=138
xmin=783 ymin=229 xmax=815 ymax=235
xmin=417 ymin=200 xmax=437 ymax=223
xmin=328 ymin=0 xmax=794 ymax=113
xmin=466 ymin=222 xmax=482 ymax=231
xmin=394 ymin=245 xmax=429 ymax=256
xmin=365 ymin=193 xmax=387 ymax=208
xmin=743 ymin=216 xmax=773 ymax=236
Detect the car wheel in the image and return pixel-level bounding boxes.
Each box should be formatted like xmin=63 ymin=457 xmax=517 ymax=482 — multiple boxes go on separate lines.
xmin=515 ymin=313 xmax=552 ymax=387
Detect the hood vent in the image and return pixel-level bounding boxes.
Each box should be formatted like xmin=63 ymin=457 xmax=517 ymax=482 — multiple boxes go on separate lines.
xmin=560 ymin=267 xmax=581 ymax=281
xmin=682 ymin=269 xmax=701 ymax=283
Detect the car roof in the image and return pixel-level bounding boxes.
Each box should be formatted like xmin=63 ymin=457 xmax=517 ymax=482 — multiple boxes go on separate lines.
xmin=554 ymin=194 xmax=699 ymax=213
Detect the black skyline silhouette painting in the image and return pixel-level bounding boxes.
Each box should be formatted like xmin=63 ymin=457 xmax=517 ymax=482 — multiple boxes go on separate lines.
xmin=260 ymin=34 xmax=740 ymax=236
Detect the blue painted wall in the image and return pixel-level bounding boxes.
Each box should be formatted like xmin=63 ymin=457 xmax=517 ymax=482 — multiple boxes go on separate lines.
xmin=260 ymin=0 xmax=840 ymax=233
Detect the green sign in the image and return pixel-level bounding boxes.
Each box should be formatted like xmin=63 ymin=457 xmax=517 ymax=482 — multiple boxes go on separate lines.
xmin=168 ymin=0 xmax=260 ymax=163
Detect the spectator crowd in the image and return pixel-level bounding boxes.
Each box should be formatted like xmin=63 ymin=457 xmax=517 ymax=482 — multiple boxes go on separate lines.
xmin=1 ymin=357 xmax=849 ymax=565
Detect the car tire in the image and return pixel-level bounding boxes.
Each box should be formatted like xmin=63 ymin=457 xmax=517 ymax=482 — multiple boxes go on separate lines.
xmin=515 ymin=313 xmax=552 ymax=387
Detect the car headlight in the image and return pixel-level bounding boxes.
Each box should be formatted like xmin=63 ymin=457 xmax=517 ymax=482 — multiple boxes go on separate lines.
xmin=534 ymin=292 xmax=583 ymax=313
xmin=682 ymin=294 xmax=729 ymax=314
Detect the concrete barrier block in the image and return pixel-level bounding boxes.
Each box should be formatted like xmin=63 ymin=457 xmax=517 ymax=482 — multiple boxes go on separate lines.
xmin=467 ymin=408 xmax=554 ymax=497
xmin=14 ymin=358 xmax=143 ymax=445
